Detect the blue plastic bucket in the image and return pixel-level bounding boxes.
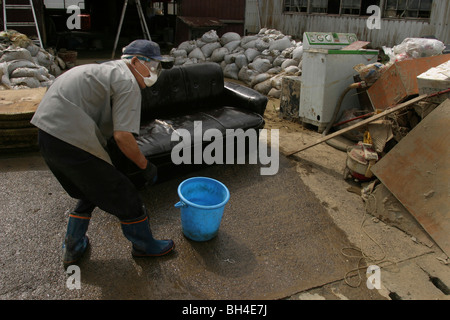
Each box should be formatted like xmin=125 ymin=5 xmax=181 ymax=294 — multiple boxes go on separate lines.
xmin=174 ymin=177 xmax=230 ymax=241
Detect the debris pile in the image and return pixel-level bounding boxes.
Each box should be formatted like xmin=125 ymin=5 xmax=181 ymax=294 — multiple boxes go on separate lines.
xmin=170 ymin=28 xmax=303 ymax=98
xmin=383 ymin=37 xmax=446 ymax=63
xmin=0 ymin=30 xmax=67 ymax=90
xmin=346 ymin=52 xmax=449 ymax=255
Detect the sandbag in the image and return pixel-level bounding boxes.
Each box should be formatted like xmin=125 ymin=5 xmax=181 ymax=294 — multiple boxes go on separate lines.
xmin=224 ymin=53 xmax=240 ymax=64
xmin=0 ymin=47 xmax=33 ymax=62
xmin=272 ymin=56 xmax=286 ymax=67
xmin=241 ymin=35 xmax=259 ymax=46
xmin=242 ymin=40 xmax=257 ymax=50
xmin=188 ymin=47 xmax=206 ymax=61
xmin=281 ymin=59 xmax=298 ymax=69
xmin=234 ymin=54 xmax=248 ymax=69
xmin=201 ymin=30 xmax=219 ymax=43
xmin=223 ymin=63 xmax=239 ymax=80
xmin=255 ymin=38 xmax=271 ymax=51
xmin=220 ymin=32 xmax=241 ymax=46
xmin=10 ymin=76 xmax=40 ymax=88
xmin=270 ymin=74 xmax=284 ymax=90
xmin=263 ymin=29 xmax=283 ymax=37
xmin=257 ymin=53 xmax=275 ymax=64
xmin=56 ymin=56 xmax=66 ymax=70
xmin=248 ymin=58 xmax=272 ymax=73
xmin=250 ymin=73 xmax=271 ymax=87
xmin=244 ymin=48 xmax=260 ymax=63
xmin=10 ymin=66 xmax=50 ymax=81
xmin=224 ymin=40 xmax=241 ymax=52
xmin=7 ymin=59 xmax=38 ymax=74
xmin=178 ymin=40 xmax=197 ymax=54
xmin=184 ymin=58 xmax=197 ymax=65
xmin=267 ymin=66 xmax=282 ymax=74
xmin=268 ymin=88 xmax=281 ymax=98
xmin=47 ymin=64 xmax=61 ymax=77
xmin=292 ymin=46 xmax=304 ymax=61
xmin=201 ymin=42 xmax=221 ymax=58
xmin=253 ymin=78 xmax=272 ymax=95
xmin=284 ymin=65 xmax=301 ymax=74
xmin=0 ymin=62 xmax=12 ymax=88
xmin=174 ymin=56 xmax=188 ymax=66
xmin=210 ymin=47 xmax=229 ymax=62
xmin=26 ymin=44 xmax=40 ymax=57
xmin=196 ymin=39 xmax=206 ymax=48
xmin=35 ymin=50 xmax=54 ymax=67
xmin=39 ymin=80 xmax=54 ymax=87
xmin=231 ymin=46 xmax=244 ymax=54
xmin=269 ymin=36 xmax=292 ymax=51
xmin=171 ymin=49 xmax=188 ymax=58
xmin=238 ymin=66 xmax=258 ymax=85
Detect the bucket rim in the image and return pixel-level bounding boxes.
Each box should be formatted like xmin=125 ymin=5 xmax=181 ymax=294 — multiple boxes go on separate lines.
xmin=177 ymin=176 xmax=230 ymax=209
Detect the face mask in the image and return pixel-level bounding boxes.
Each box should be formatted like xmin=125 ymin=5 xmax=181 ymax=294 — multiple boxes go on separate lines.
xmin=136 ymin=60 xmax=161 ymax=87
xmin=142 ymin=70 xmax=158 ymax=87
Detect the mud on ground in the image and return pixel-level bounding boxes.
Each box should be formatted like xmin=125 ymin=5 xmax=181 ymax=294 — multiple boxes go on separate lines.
xmin=262 ymin=97 xmax=449 ymax=300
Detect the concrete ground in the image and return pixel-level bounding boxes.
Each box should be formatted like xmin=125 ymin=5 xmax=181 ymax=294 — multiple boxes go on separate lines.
xmin=0 ymin=149 xmax=386 ymax=300
xmin=1 ymin=103 xmax=448 ymax=301
xmin=0 ymin=54 xmax=448 ymax=302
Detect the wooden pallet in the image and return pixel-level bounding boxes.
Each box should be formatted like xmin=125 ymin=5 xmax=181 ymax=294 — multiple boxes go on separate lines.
xmin=0 ymin=87 xmax=46 ymax=151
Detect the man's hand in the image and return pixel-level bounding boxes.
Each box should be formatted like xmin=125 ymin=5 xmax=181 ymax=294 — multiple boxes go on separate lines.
xmin=113 ymin=131 xmax=147 ymax=170
xmin=143 ymin=161 xmax=158 ymax=185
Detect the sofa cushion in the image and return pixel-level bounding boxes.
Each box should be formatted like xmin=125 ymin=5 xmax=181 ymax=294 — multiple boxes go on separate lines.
xmin=137 ymin=106 xmax=265 ymax=159
xmin=140 ymin=63 xmax=225 ymax=120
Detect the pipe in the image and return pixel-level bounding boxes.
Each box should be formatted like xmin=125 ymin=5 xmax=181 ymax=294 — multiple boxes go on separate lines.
xmin=332 ymin=111 xmax=375 ymax=128
xmin=322 ymin=82 xmax=364 ymax=136
xmin=331 ymin=87 xmax=450 ymax=129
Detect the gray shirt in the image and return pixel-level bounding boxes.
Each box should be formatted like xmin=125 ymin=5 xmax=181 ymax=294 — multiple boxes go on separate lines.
xmin=31 ymin=60 xmax=141 ymax=165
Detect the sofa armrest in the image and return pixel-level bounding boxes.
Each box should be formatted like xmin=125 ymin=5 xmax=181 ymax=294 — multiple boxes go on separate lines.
xmin=222 ymin=81 xmax=268 ymax=117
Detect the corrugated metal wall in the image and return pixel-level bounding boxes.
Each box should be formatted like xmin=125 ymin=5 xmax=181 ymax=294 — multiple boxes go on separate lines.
xmin=244 ymin=0 xmax=260 ymax=34
xmin=247 ymin=0 xmax=449 ymax=47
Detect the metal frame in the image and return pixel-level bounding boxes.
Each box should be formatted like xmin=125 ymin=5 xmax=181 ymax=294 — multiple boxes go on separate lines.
xmin=385 ymin=0 xmax=433 ymax=18
xmin=2 ymin=0 xmax=43 ymax=47
xmin=111 ymin=0 xmax=152 ymax=59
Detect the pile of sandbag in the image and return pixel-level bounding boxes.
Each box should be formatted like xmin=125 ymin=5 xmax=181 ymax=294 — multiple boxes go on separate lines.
xmin=170 ymin=28 xmax=303 ymax=98
xmin=0 ymin=30 xmax=66 ymax=90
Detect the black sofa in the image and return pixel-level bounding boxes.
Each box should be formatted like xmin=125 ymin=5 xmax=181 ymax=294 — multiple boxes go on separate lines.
xmin=108 ymin=62 xmax=268 ymax=186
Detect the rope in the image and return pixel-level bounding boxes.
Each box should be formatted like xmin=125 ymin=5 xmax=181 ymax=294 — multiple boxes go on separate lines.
xmin=341 ymin=193 xmax=399 ymax=288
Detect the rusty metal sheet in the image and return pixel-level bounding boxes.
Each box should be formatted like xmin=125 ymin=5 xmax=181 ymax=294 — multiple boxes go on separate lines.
xmin=371 ymin=99 xmax=450 ymax=256
xmin=367 ymin=54 xmax=450 ymax=110
xmin=177 ymin=16 xmax=225 ymax=28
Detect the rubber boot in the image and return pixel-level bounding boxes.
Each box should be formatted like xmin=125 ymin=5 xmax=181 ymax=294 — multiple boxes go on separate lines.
xmin=120 ymin=215 xmax=174 ymax=257
xmin=62 ymin=214 xmax=90 ymax=268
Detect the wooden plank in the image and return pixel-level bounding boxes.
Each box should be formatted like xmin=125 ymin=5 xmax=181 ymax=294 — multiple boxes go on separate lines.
xmin=371 ymin=99 xmax=450 ymax=256
xmin=286 ymin=94 xmax=428 ymax=156
xmin=0 ymin=87 xmax=46 ymax=120
xmin=342 ymin=41 xmax=370 ymax=51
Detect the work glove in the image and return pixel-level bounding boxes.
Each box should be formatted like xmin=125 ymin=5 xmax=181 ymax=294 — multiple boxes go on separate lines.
xmin=142 ymin=161 xmax=158 ymax=186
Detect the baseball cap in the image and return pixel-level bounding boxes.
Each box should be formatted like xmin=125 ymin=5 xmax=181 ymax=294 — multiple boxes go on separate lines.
xmin=123 ymin=39 xmax=163 ymax=61
xmin=122 ymin=39 xmax=174 ymax=69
